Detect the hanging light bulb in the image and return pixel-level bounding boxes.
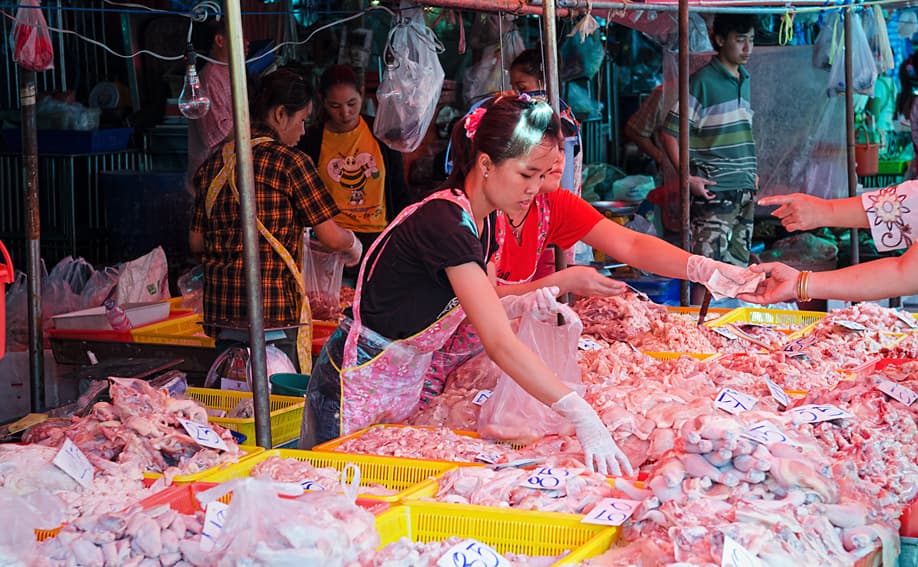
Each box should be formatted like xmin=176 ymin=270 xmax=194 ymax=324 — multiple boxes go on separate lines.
xmin=178 ymin=42 xmax=211 ymax=119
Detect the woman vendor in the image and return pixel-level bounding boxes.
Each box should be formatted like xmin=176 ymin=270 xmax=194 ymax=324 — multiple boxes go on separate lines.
xmin=304 ymin=95 xmax=632 ymax=475
xmin=189 ymin=68 xmax=362 ymax=372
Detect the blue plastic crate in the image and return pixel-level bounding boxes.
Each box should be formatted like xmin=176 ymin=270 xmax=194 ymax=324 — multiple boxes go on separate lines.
xmin=1 ymin=127 xmax=132 ymax=154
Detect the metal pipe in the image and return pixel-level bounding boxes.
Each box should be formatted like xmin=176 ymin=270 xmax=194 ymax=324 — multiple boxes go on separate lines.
xmin=678 ymin=0 xmax=691 ymax=306
xmin=20 ymin=70 xmax=44 ymax=412
xmin=534 ymin=0 xmax=900 ymax=14
xmin=416 ymin=0 xmax=570 ymax=16
xmin=844 ymin=8 xmax=858 ymax=267
xmin=225 ymin=0 xmax=272 ymax=448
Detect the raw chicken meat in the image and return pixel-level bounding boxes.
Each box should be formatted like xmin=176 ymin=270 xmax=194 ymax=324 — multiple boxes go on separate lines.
xmin=250 ymin=456 xmax=397 ymax=496
xmin=331 ymin=426 xmax=520 ymax=464
xmin=364 ymin=536 xmax=561 ymax=566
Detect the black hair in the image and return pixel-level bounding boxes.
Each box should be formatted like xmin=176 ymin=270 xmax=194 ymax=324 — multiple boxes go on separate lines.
xmin=318 ymin=64 xmax=363 ymax=98
xmin=250 ymin=68 xmax=314 ymax=125
xmin=510 ymin=48 xmax=544 ymax=83
xmin=711 ymin=14 xmax=757 ymax=51
xmin=190 ymin=16 xmax=227 ymax=55
xmin=443 ymin=95 xmax=562 ymax=189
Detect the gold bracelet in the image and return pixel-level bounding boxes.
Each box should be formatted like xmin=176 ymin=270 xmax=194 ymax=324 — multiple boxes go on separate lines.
xmin=796 ymin=271 xmax=812 ymax=302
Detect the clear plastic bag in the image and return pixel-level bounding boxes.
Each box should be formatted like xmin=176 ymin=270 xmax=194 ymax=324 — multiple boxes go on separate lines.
xmin=827 ymin=13 xmax=877 ymax=97
xmin=11 ymin=0 xmax=53 ymax=72
xmin=177 ymin=264 xmax=204 ymax=313
xmin=813 ymin=11 xmax=842 ymax=70
xmin=560 ymin=28 xmax=605 ymax=80
xmin=477 ymin=302 xmax=584 ymax=443
xmin=373 ymin=11 xmax=445 ymax=153
xmin=302 ymin=232 xmax=344 ymax=321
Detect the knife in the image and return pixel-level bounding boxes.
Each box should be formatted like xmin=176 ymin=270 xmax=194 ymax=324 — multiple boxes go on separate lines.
xmin=697 ymin=288 xmax=713 ymax=325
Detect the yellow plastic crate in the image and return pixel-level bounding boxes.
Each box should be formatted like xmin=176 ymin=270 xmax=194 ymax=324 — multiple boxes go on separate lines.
xmin=186 ymin=387 xmax=305 ymax=447
xmin=130 ymin=313 xmax=215 ymax=348
xmin=665 ymin=306 xmax=731 ymax=320
xmin=195 ymin=448 xmax=457 ymax=502
xmin=143 ymin=445 xmax=264 ymax=483
xmin=375 ymin=501 xmax=618 ymax=565
xmin=708 ymin=307 xmax=826 ymax=333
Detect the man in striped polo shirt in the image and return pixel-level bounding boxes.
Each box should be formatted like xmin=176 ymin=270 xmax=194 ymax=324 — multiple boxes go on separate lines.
xmin=662 ymin=14 xmax=758 ymax=303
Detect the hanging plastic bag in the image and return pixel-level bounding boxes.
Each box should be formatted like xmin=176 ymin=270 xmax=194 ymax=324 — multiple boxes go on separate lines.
xmin=868 ymin=6 xmax=894 ymax=74
xmin=11 ymin=0 xmax=53 ymax=72
xmin=813 ymin=11 xmax=842 ymax=70
xmin=827 ymin=13 xmax=878 ymax=97
xmin=302 ymin=232 xmax=344 ymax=321
xmin=204 ymin=344 xmax=295 ymax=392
xmin=374 ymin=11 xmax=445 ymax=153
xmin=560 ymin=28 xmax=606 ymax=81
xmin=176 ymin=264 xmax=204 ymax=313
xmin=115 ymin=246 xmax=170 ymax=304
xmin=477 ymin=302 xmax=584 ymax=443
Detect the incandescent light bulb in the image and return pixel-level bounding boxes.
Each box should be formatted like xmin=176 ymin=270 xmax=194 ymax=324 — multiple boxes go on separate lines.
xmin=178 ymin=43 xmax=211 ymax=119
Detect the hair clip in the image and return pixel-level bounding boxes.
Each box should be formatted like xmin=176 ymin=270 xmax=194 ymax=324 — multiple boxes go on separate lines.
xmin=518 ymin=92 xmax=533 ymax=103
xmin=464 ymin=107 xmax=488 ymax=140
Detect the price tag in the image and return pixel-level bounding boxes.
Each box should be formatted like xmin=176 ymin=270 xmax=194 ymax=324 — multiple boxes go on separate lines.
xmin=578 ymin=337 xmax=605 ymax=351
xmin=199 ymin=500 xmax=230 ymax=552
xmin=220 ymin=378 xmax=248 ymax=392
xmin=712 ymin=327 xmax=739 ymax=340
xmin=299 ymin=479 xmax=325 ymax=491
xmin=788 ymin=404 xmax=853 ymax=424
xmin=764 ymin=377 xmax=790 ymax=407
xmin=581 ymin=498 xmax=641 ymax=526
xmin=474 ymin=453 xmax=501 ymax=464
xmin=782 ymin=335 xmax=816 ymax=353
xmin=835 ymin=320 xmax=867 ymax=332
xmin=715 ymin=388 xmax=758 ymax=415
xmin=722 ymin=535 xmax=762 ymax=567
xmin=522 ymin=467 xmax=573 ymax=490
xmin=896 ymin=310 xmax=918 ymax=329
xmin=53 ymin=438 xmax=94 ymax=489
xmin=876 ymin=380 xmax=917 ymax=406
xmin=178 ymin=418 xmax=229 ymax=451
xmin=437 ymin=538 xmax=509 ymax=567
xmin=472 ymin=390 xmax=493 ymax=406
xmin=741 ymin=421 xmax=792 ymax=446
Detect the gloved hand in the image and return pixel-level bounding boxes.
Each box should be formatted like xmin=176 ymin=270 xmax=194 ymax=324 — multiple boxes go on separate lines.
xmin=341 ymin=232 xmax=363 ymax=267
xmin=686 ymin=255 xmax=750 ymax=285
xmin=500 ymin=286 xmax=562 ymax=321
xmin=551 ymin=391 xmax=633 ymax=476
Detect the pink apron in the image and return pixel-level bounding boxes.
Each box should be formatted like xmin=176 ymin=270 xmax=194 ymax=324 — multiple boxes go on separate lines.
xmin=491 ymin=193 xmax=552 ymax=285
xmin=339 ymin=189 xmax=490 ymax=435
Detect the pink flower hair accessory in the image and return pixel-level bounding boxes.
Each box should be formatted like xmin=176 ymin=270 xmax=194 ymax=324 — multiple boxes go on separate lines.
xmin=464 ymin=107 xmax=488 ymax=140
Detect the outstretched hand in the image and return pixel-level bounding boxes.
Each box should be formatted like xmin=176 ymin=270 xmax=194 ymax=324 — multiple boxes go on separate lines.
xmin=736 ymin=262 xmax=801 ymax=305
xmin=758 ymin=193 xmax=831 ymax=232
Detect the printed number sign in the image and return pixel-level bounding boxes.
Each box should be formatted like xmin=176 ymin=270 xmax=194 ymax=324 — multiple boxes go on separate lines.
xmin=474 ymin=453 xmax=501 ymax=465
xmin=578 ymin=337 xmax=605 ymax=351
xmin=722 ymin=535 xmax=762 ymax=567
xmin=763 ymin=377 xmax=790 ymax=407
xmin=53 ymin=438 xmax=94 ymax=488
xmin=876 ymin=380 xmax=917 ymax=406
xmin=741 ymin=421 xmax=791 ymax=446
xmin=835 ymin=320 xmax=867 ymax=332
xmin=522 ymin=467 xmax=572 ymax=490
xmin=581 ymin=498 xmax=641 ymax=526
xmin=788 ymin=404 xmax=853 ymax=424
xmin=200 ymin=500 xmax=230 ymax=552
xmin=437 ymin=539 xmax=509 ymax=567
xmin=300 ymin=479 xmax=325 ymax=491
xmin=472 ymin=390 xmax=493 ymax=405
xmin=715 ymin=389 xmax=758 ymax=415
xmin=178 ymin=418 xmax=229 ymax=451
xmin=712 ymin=327 xmax=739 ymax=340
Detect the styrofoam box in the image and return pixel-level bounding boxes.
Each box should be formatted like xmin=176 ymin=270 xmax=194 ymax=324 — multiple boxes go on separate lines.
xmin=52 ymin=301 xmax=170 ymax=331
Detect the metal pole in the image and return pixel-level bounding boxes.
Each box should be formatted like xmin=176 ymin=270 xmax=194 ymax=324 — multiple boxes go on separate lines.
xmin=678 ymin=0 xmax=691 ymax=306
xmin=224 ymin=0 xmax=272 ymax=448
xmin=844 ymin=8 xmax=859 ymax=267
xmin=528 ymin=0 xmax=888 ymax=15
xmin=20 ymin=69 xmax=44 ymax=411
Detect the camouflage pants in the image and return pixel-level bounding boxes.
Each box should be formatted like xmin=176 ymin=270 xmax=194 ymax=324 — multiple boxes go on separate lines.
xmin=690 ymin=190 xmax=755 ymax=266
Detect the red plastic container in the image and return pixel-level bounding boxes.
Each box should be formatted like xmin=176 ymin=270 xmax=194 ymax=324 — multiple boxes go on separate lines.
xmin=0 ymin=240 xmax=14 ymax=359
xmin=902 ymin=498 xmax=918 ymax=537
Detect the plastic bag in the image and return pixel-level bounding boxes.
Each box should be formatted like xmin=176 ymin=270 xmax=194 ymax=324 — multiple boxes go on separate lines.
xmin=79 ymin=265 xmax=120 ymax=309
xmin=813 ymin=12 xmax=842 ymax=70
xmin=827 ymin=13 xmax=877 ymax=97
xmin=0 ymin=488 xmax=62 ymax=564
xmin=116 ymin=246 xmax=170 ymax=305
xmin=302 ymin=233 xmax=344 ymax=321
xmin=177 ymin=264 xmax=204 ymax=314
xmin=612 ymin=175 xmax=656 ymax=202
xmin=566 ymin=82 xmax=603 ymax=119
xmin=11 ymin=0 xmax=53 ymax=72
xmin=374 ymin=11 xmax=445 ymax=153
xmin=560 ymin=29 xmax=605 ymax=80
xmin=867 ymin=6 xmax=894 ymax=74
xmin=477 ymin=302 xmax=584 ymax=443
xmin=204 ymin=344 xmax=295 ymax=392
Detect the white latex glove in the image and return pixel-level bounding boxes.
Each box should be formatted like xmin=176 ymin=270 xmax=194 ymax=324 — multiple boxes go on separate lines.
xmin=686 ymin=255 xmax=750 ymax=285
xmin=551 ymin=392 xmax=633 ymax=476
xmin=341 ymin=232 xmax=363 ymax=267
xmin=500 ymin=286 xmax=562 ymax=321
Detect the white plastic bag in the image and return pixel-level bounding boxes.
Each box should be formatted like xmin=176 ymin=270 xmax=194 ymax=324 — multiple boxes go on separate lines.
xmin=116 ymin=246 xmax=170 ymax=304
xmin=867 ymin=6 xmax=894 ymax=74
xmin=827 ymin=13 xmax=877 ymax=97
xmin=374 ymin=11 xmax=445 ymax=153
xmin=477 ymin=302 xmax=584 ymax=443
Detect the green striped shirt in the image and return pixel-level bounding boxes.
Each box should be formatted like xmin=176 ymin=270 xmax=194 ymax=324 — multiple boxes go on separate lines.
xmin=663 ymin=58 xmax=756 ymax=193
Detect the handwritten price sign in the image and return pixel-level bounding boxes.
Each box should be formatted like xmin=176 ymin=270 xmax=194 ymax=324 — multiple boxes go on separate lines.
xmin=178 ymin=418 xmax=229 ymax=451
xmin=53 ymin=438 xmax=94 ymax=489
xmin=715 ymin=388 xmax=758 ymax=415
xmin=199 ymin=500 xmax=230 ymax=552
xmin=712 ymin=327 xmax=739 ymax=341
xmin=300 ymin=479 xmax=325 ymax=491
xmin=896 ymin=310 xmax=918 ymax=329
xmin=835 ymin=320 xmax=867 ymax=332
xmin=472 ymin=390 xmax=493 ymax=406
xmin=788 ymin=404 xmax=853 ymax=424
xmin=764 ymin=377 xmax=790 ymax=407
xmin=876 ymin=380 xmax=917 ymax=406
xmin=741 ymin=421 xmax=793 ymax=446
xmin=474 ymin=453 xmax=502 ymax=465
xmin=578 ymin=337 xmax=605 ymax=351
xmin=581 ymin=498 xmax=641 ymax=526
xmin=782 ymin=335 xmax=817 ymax=356
xmin=722 ymin=535 xmax=762 ymax=567
xmin=522 ymin=467 xmax=573 ymax=490
xmin=437 ymin=539 xmax=509 ymax=567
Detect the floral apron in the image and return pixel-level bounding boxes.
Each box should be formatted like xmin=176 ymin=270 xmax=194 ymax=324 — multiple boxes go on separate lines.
xmin=339 ymin=189 xmax=490 ymax=435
